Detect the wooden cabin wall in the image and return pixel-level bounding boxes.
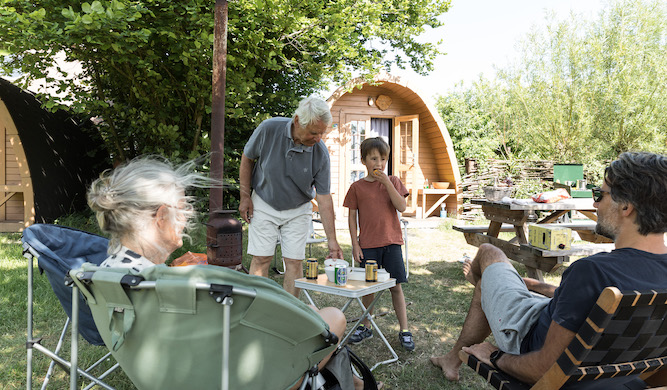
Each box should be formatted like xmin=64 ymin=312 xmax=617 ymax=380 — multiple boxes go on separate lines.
xmin=0 ymin=102 xmax=32 ymax=231
xmin=419 ymin=109 xmax=459 ymax=216
xmin=4 ymin=135 xmax=24 ymax=220
xmin=328 ymin=82 xmax=461 ymax=217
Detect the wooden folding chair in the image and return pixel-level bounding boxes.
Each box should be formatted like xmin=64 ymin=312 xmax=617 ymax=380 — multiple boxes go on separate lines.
xmin=460 ymin=287 xmax=667 ymax=389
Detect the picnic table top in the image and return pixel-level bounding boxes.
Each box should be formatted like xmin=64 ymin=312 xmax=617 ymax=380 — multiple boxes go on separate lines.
xmin=472 ymin=197 xmax=595 ymax=211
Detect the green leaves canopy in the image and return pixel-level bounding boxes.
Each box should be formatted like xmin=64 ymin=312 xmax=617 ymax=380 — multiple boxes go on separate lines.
xmin=0 ymin=0 xmax=450 ymax=163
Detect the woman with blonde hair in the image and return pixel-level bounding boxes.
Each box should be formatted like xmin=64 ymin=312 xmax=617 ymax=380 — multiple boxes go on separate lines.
xmin=87 ymin=156 xmax=210 ymax=270
xmin=86 ymin=156 xmax=367 ymax=389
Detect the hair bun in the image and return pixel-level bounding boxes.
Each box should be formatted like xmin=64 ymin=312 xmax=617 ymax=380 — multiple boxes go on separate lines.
xmin=88 ymin=177 xmax=117 ymax=212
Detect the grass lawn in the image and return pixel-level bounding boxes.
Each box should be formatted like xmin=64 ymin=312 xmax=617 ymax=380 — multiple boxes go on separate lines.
xmin=0 ymin=216 xmax=565 ymax=389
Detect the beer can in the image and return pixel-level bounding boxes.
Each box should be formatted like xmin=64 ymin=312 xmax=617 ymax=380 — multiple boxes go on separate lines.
xmin=365 ymin=260 xmax=378 ymax=282
xmin=334 ymin=264 xmax=347 ymax=286
xmin=306 ymin=258 xmax=318 ymax=279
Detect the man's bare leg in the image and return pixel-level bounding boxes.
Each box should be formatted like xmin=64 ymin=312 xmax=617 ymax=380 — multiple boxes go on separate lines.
xmin=431 ymin=244 xmax=509 ymax=381
xmin=249 ymin=255 xmax=272 ymax=277
xmin=283 ymin=258 xmax=304 ymax=297
xmin=462 ymin=259 xmax=476 ymax=285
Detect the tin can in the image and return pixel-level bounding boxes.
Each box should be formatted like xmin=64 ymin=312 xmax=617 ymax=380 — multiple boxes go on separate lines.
xmin=306 ymin=258 xmax=318 ymax=279
xmin=365 ymin=260 xmax=378 ymax=282
xmin=334 ymin=264 xmax=347 ymax=286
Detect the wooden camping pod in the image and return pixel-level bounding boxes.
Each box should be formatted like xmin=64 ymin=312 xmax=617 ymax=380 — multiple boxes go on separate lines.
xmin=326 ymin=73 xmax=462 ymax=218
xmin=0 ymin=78 xmax=108 ymax=232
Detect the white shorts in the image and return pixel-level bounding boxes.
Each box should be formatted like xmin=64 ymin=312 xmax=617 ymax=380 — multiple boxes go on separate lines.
xmin=247 ymin=192 xmax=313 ymax=260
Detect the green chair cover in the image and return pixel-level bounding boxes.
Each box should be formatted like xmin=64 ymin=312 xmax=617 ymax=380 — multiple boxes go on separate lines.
xmin=70 ymin=264 xmax=335 ymax=390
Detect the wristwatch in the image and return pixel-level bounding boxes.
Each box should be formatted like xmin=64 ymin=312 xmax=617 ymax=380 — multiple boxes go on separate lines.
xmin=489 ymin=349 xmax=505 ymax=370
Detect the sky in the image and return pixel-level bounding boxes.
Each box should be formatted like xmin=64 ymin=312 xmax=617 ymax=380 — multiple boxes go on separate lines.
xmin=384 ymin=0 xmax=607 ymax=102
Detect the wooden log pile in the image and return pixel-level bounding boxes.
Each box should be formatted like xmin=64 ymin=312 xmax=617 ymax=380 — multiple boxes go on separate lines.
xmin=458 ymin=159 xmax=554 ymax=220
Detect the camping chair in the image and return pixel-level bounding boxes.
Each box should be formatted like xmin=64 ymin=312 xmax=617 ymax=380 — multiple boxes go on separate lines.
xmin=68 ymin=263 xmax=357 ymax=390
xmin=459 ymin=287 xmax=667 ymax=389
xmin=23 ymin=224 xmax=119 ymax=390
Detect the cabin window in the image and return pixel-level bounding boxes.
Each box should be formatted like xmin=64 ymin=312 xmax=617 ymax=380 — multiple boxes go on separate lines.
xmin=349 ymin=119 xmax=367 ymax=184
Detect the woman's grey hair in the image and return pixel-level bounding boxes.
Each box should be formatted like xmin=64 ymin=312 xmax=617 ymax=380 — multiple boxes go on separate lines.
xmin=87 ymin=156 xmax=213 ymax=254
xmin=293 ymin=96 xmax=332 ymax=127
xmin=605 ymin=151 xmax=667 ymax=235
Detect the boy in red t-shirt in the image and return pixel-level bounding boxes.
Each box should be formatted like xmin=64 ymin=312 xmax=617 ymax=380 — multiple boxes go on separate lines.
xmin=343 ymin=137 xmax=414 ymax=351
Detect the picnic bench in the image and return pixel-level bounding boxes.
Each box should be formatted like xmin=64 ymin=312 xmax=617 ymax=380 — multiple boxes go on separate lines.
xmin=460 ymin=287 xmax=667 ymax=389
xmin=455 ymin=199 xmax=613 ymax=280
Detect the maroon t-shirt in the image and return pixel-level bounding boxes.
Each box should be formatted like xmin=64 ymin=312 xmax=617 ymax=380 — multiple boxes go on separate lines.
xmin=343 ymin=176 xmax=409 ymax=248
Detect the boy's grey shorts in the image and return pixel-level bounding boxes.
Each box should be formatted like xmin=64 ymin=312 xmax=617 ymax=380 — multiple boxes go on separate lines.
xmin=480 ymin=262 xmax=550 ymax=354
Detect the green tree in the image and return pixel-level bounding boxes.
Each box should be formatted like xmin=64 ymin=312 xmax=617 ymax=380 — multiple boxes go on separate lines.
xmin=437 ymin=79 xmax=517 ymax=171
xmin=0 ymin=0 xmax=450 ymax=165
xmin=438 ymin=0 xmax=667 ymax=165
xmin=586 ymin=0 xmax=667 ymax=158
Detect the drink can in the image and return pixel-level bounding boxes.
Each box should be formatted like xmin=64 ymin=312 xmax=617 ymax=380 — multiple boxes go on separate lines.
xmin=306 ymin=258 xmax=318 ymax=279
xmin=365 ymin=260 xmax=378 ymax=282
xmin=334 ymin=264 xmax=347 ymax=286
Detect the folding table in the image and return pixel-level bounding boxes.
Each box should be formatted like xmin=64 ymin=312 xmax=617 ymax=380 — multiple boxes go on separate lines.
xmin=295 ymin=275 xmax=397 ymax=370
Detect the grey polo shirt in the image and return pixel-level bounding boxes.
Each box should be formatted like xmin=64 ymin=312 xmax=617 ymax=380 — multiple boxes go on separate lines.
xmin=243 ymin=117 xmax=331 ymax=211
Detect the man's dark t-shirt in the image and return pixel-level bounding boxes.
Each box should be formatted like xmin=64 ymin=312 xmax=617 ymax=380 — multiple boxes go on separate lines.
xmin=521 ymin=248 xmax=667 ymax=389
xmin=523 ymin=248 xmax=667 ymax=352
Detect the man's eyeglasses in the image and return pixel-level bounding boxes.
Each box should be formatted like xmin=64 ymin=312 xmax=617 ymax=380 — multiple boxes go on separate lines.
xmin=591 ymin=187 xmax=610 ymax=203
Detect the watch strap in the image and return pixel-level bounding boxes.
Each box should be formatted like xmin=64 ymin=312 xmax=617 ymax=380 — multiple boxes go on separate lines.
xmin=490 ymin=349 xmax=505 ymax=370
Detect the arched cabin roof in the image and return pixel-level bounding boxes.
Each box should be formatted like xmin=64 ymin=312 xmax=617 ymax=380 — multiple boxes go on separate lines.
xmin=326 ymin=73 xmax=462 ymax=217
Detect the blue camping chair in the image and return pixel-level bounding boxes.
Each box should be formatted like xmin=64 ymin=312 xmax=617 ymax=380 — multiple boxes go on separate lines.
xmin=23 ymin=224 xmax=119 ymax=390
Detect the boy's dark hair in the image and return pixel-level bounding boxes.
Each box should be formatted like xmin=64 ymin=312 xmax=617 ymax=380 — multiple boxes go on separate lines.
xmin=605 ymin=152 xmax=667 ymax=235
xmin=360 ymin=137 xmax=390 ymax=160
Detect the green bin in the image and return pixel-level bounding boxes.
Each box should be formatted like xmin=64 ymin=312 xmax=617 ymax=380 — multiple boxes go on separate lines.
xmin=554 ymin=164 xmax=591 ymax=198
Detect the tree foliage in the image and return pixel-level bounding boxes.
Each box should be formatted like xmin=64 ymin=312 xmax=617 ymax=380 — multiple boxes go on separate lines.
xmin=438 ymin=0 xmax=667 ymax=165
xmin=0 ymin=0 xmax=450 ymax=164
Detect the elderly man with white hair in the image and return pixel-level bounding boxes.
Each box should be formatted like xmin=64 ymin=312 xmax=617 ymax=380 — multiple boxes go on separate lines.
xmin=239 ymin=96 xmax=343 ymax=297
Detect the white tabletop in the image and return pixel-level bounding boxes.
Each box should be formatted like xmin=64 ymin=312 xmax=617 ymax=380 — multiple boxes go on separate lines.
xmin=472 ymin=197 xmax=596 ymax=211
xmin=295 ymin=274 xmax=396 ymax=299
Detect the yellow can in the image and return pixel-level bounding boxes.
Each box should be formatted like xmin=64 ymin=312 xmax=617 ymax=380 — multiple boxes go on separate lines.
xmin=306 ymin=258 xmax=318 ymax=279
xmin=365 ymin=260 xmax=378 ymax=282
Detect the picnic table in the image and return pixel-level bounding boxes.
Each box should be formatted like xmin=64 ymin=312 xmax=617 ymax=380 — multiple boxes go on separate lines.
xmin=454 ymin=198 xmax=614 ymax=281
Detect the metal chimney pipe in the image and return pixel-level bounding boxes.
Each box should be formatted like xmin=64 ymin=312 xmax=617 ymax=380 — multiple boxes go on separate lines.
xmin=210 ymin=0 xmax=227 ymax=211
xmin=207 ymin=0 xmax=243 ymax=269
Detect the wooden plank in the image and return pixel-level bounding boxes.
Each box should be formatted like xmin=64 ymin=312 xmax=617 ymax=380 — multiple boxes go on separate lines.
xmin=1 ymin=112 xmax=5 ymax=221
xmin=481 ymin=205 xmax=530 ymax=226
xmin=463 ymin=233 xmax=563 ymax=273
xmin=0 ymin=221 xmax=26 ymax=232
xmin=1 ymin=184 xmax=24 ymax=192
xmin=573 ymin=231 xmax=613 ymax=243
xmin=453 ymin=224 xmax=516 ymax=233
xmin=0 ymin=191 xmax=16 ymax=207
xmin=539 ymin=221 xmax=597 ymax=230
xmin=22 ymin=177 xmax=34 ymax=226
xmin=520 ymin=243 xmax=614 ymax=258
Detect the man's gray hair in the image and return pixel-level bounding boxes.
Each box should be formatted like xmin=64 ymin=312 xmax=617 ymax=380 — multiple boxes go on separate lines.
xmin=605 ymin=151 xmax=667 ymax=235
xmin=293 ymin=96 xmax=332 ymax=127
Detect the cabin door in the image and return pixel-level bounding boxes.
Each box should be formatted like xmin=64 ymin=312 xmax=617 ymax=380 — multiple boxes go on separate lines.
xmin=393 ymin=115 xmax=419 ymax=214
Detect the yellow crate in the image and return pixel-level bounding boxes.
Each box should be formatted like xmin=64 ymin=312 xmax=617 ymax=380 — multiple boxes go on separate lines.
xmin=528 ymin=225 xmax=572 ymax=250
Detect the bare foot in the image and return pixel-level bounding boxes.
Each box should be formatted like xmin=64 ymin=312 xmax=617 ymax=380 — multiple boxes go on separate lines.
xmin=462 ymin=259 xmax=477 ymax=286
xmin=353 ymin=375 xmax=383 ymax=390
xmin=430 ymin=353 xmax=462 ymax=382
